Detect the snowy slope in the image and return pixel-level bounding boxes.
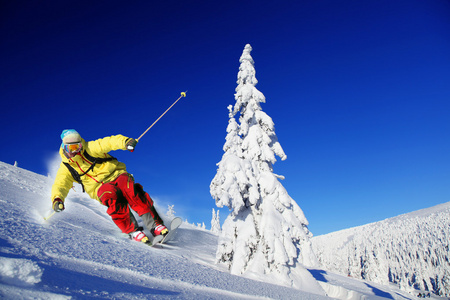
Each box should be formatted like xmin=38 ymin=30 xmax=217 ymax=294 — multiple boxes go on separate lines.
xmin=312 ymin=202 xmax=450 ymax=297
xmin=0 ymin=160 xmax=436 ymax=299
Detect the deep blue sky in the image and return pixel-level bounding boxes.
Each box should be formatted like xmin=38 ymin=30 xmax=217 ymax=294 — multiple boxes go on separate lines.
xmin=1 ymin=0 xmax=450 ymax=235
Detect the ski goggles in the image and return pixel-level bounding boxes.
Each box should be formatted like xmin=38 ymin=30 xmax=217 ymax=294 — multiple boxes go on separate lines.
xmin=63 ymin=142 xmax=82 ymax=154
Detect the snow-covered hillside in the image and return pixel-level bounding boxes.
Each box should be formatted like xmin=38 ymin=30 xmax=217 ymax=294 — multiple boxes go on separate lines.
xmin=312 ymin=202 xmax=450 ymax=297
xmin=0 ymin=160 xmax=442 ymax=299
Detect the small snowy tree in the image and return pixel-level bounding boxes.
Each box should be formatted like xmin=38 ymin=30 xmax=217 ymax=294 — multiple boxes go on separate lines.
xmin=197 ymin=223 xmax=206 ymax=230
xmin=211 ymin=208 xmax=221 ymax=234
xmin=167 ymin=205 xmax=176 ymax=219
xmin=210 ymin=44 xmax=322 ymax=292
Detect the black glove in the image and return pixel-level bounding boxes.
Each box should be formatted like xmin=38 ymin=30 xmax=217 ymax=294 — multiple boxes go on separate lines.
xmin=126 ymin=138 xmax=137 ymax=152
xmin=53 ymin=198 xmax=65 ymax=212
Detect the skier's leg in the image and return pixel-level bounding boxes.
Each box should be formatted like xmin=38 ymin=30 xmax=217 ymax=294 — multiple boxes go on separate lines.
xmin=141 ymin=207 xmax=163 ymax=230
xmin=129 ymin=210 xmax=139 ymax=229
xmin=97 ymin=181 xmax=137 ymax=234
xmin=115 ymin=173 xmax=165 ymax=230
xmin=133 ymin=183 xmax=165 ymax=227
xmin=136 ymin=189 xmax=168 ymax=236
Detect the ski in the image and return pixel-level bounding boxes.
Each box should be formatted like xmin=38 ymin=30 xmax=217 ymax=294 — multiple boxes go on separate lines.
xmin=151 ymin=217 xmax=182 ymax=246
xmin=151 ymin=234 xmax=164 ymax=246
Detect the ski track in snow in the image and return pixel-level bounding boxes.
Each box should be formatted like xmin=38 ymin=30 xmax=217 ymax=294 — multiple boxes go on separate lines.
xmin=0 ymin=161 xmax=443 ymax=299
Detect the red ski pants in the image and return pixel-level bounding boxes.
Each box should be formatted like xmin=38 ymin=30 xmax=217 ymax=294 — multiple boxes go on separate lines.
xmin=97 ymin=173 xmax=160 ymax=234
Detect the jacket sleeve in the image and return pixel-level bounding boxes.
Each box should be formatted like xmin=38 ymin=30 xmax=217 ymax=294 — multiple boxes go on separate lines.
xmin=87 ymin=135 xmax=130 ymax=156
xmin=51 ymin=162 xmax=75 ymax=202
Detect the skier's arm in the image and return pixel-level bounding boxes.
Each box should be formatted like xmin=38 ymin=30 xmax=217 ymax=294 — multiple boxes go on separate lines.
xmin=51 ymin=162 xmax=75 ymax=205
xmin=87 ymin=135 xmax=135 ymax=155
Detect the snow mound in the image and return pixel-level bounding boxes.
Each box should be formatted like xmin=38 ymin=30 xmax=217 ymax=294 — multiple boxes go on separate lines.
xmin=0 ymin=257 xmax=42 ymax=285
xmin=0 ymin=160 xmax=439 ymax=299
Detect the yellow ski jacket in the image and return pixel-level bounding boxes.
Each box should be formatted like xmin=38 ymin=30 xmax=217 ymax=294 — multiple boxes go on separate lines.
xmin=51 ymin=135 xmax=130 ymax=203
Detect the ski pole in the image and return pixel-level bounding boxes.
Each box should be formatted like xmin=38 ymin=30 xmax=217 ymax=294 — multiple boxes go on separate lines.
xmin=128 ymin=91 xmax=187 ymax=150
xmin=43 ymin=211 xmax=56 ymax=221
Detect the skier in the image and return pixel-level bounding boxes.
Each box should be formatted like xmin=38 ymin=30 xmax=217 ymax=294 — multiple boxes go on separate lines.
xmin=50 ymin=129 xmax=168 ymax=244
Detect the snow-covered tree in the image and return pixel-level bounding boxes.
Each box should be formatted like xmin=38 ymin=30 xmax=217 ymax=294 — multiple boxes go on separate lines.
xmin=210 ymin=105 xmax=257 ymax=215
xmin=167 ymin=205 xmax=176 ymax=219
xmin=210 ymin=44 xmax=322 ymax=292
xmin=211 ymin=208 xmax=221 ymax=234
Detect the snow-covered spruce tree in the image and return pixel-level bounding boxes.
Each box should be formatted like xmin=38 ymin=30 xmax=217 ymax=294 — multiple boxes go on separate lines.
xmin=210 ymin=44 xmax=321 ymax=292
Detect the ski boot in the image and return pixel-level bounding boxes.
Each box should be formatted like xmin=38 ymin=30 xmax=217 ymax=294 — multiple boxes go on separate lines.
xmin=151 ymin=224 xmax=168 ymax=237
xmin=130 ymin=230 xmax=150 ymax=244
